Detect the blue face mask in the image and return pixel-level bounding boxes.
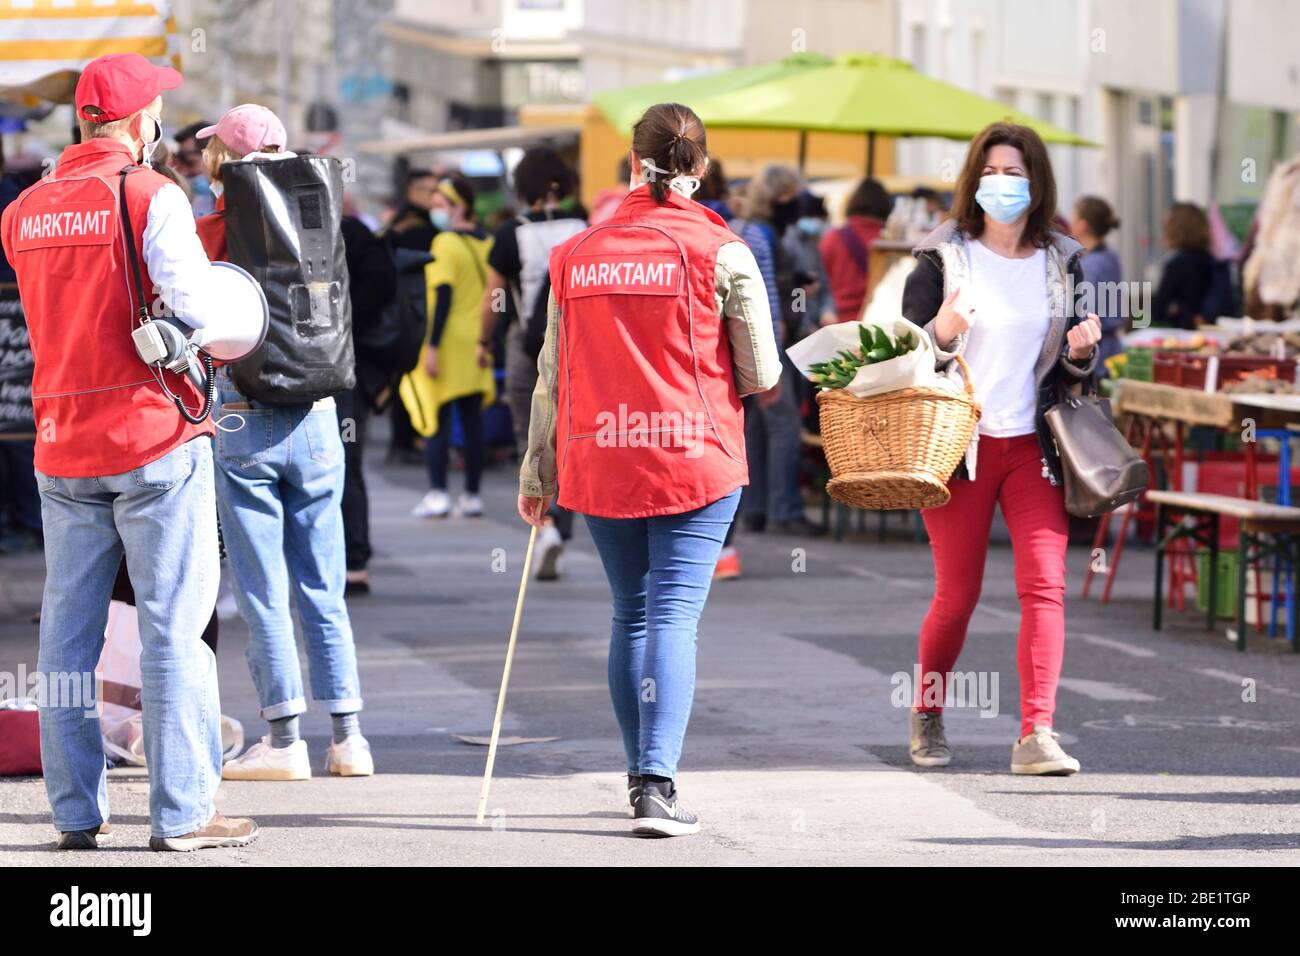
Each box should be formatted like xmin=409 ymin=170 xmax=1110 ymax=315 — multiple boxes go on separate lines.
xmin=975 ymin=174 xmax=1032 ymax=224
xmin=796 ymin=216 xmax=823 ymax=237
xmin=430 ymin=208 xmax=453 ymax=231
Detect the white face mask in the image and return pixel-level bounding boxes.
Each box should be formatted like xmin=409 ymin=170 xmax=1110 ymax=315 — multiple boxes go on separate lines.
xmin=636 ymin=156 xmax=701 ymax=198
xmin=138 ymin=110 xmax=162 ymax=165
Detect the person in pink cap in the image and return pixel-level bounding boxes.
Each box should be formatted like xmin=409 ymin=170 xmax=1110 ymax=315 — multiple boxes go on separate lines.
xmin=193 ymin=105 xmax=374 ymax=784
xmin=193 ymin=105 xmax=290 ymax=261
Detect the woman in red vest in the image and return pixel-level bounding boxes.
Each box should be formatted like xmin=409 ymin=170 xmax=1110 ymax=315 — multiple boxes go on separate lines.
xmin=518 ymin=103 xmax=781 ymax=836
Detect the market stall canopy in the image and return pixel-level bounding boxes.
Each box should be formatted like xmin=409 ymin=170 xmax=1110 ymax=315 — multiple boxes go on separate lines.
xmin=689 ymin=53 xmax=1094 ymax=145
xmin=594 ymin=53 xmax=833 ymax=135
xmin=0 ymin=0 xmax=180 ymax=106
xmin=594 ymin=51 xmax=1094 ymax=174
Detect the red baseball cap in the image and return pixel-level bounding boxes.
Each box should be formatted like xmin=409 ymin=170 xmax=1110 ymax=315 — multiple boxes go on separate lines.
xmin=75 ymin=53 xmax=182 ymax=122
xmin=197 ymin=105 xmax=287 ymax=157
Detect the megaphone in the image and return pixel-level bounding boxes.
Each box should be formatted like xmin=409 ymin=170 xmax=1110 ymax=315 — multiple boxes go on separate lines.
xmin=132 ymin=261 xmax=270 ymax=423
xmin=189 ymin=261 xmax=270 ymax=362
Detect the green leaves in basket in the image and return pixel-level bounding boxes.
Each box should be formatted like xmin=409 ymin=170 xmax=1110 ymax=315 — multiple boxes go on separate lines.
xmin=808 ymin=325 xmax=922 ymax=390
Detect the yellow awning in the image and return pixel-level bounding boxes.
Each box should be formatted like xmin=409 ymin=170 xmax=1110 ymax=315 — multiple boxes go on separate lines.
xmin=0 ymin=0 xmax=179 ymax=105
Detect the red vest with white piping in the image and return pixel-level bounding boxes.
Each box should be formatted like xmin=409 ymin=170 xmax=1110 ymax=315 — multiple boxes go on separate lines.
xmin=0 ymin=138 xmax=212 ymax=477
xmin=548 ymin=187 xmax=748 ymax=518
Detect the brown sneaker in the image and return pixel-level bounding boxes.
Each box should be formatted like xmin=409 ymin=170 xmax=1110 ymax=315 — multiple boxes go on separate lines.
xmin=149 ymin=814 xmax=260 ymax=852
xmin=56 ymin=821 xmax=111 ymax=850
xmin=909 ymin=710 xmax=952 ymax=767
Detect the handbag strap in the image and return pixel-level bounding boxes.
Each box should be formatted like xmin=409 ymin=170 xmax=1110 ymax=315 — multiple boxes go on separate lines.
xmin=118 ymin=166 xmax=151 ymax=326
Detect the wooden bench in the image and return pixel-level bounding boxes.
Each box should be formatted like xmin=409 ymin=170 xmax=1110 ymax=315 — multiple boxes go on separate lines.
xmin=1147 ymin=489 xmax=1300 ymax=652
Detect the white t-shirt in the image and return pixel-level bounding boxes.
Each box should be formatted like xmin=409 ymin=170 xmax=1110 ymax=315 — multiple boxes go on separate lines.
xmin=961 ymin=240 xmax=1050 ymax=438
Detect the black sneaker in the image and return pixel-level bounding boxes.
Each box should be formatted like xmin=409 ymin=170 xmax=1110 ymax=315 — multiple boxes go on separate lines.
xmin=632 ymin=779 xmax=700 ymax=837
xmin=626 ymin=774 xmax=642 ymax=818
xmin=57 ymin=821 xmax=110 ymax=850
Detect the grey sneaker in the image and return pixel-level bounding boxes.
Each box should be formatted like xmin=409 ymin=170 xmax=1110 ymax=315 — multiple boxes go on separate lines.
xmin=1011 ymin=725 xmax=1080 ymax=775
xmin=626 ymin=774 xmax=642 ymax=818
xmin=909 ymin=711 xmax=951 ymax=767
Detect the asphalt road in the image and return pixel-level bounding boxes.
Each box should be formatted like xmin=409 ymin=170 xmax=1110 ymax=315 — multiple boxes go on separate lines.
xmin=1 ymin=430 xmax=1297 ymax=866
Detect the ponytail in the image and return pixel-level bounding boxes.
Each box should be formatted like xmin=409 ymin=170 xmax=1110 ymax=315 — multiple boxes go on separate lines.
xmin=631 ymin=102 xmax=708 ymax=203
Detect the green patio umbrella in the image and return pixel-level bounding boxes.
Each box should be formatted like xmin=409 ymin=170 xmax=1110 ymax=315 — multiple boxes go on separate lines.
xmin=594 ymin=52 xmax=832 ymax=135
xmin=597 ymin=52 xmax=1095 ymax=175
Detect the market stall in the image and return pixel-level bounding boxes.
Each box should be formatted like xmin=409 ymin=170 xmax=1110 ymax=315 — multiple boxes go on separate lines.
xmin=1088 ymin=323 xmax=1300 ymax=651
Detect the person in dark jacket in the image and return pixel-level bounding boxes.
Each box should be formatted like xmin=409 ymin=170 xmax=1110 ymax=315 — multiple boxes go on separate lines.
xmin=1069 ymin=195 xmax=1125 ymax=366
xmin=338 ymin=215 xmax=396 ymax=594
xmin=900 ymin=122 xmax=1100 ymax=779
xmin=1151 ymin=202 xmax=1216 ymax=329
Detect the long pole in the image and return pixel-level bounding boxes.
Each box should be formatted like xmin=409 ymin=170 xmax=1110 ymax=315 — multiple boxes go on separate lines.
xmin=475 ymin=517 xmax=541 ymax=825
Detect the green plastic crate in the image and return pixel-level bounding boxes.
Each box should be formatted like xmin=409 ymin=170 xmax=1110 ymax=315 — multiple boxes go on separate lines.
xmin=1122 ymin=347 xmax=1154 ymax=382
xmin=1195 ymin=550 xmax=1238 ymax=619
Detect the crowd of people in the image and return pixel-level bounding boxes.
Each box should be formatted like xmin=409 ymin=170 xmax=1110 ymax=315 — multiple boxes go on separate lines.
xmin=1 ymin=51 xmax=1295 ymax=848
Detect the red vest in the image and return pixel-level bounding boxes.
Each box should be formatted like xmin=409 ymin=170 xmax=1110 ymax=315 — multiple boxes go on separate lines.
xmin=194 ymin=193 xmax=227 ymax=262
xmin=549 ymin=187 xmax=748 ymax=518
xmin=0 ymin=139 xmax=212 ymax=477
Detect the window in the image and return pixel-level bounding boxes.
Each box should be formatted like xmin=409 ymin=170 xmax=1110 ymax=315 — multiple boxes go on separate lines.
xmin=911 ymin=23 xmax=927 ymax=73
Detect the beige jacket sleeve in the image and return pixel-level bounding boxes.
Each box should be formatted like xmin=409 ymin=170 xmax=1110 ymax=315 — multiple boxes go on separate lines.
xmin=518 ymin=241 xmax=783 ymax=497
xmin=716 ymin=239 xmax=782 ymax=396
xmin=519 ymin=290 xmax=561 ymax=498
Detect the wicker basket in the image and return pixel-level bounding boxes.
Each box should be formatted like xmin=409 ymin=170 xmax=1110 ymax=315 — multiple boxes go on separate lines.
xmin=816 ymin=354 xmax=980 ymax=510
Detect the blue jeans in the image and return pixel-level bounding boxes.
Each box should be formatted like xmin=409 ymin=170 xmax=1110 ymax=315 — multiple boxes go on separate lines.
xmin=213 ymin=375 xmax=362 ymax=720
xmin=35 ymin=437 xmax=222 ymax=838
xmin=742 ymin=358 xmax=804 ymax=522
xmin=583 ymin=488 xmax=741 ymax=778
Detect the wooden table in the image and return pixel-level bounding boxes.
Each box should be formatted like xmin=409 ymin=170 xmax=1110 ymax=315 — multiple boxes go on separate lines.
xmin=1148 ymin=489 xmax=1300 ymax=652
xmin=1089 ymin=380 xmax=1300 ymax=643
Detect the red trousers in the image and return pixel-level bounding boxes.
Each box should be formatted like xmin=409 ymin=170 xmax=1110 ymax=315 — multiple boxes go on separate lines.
xmin=916 ymin=434 xmax=1069 ymax=737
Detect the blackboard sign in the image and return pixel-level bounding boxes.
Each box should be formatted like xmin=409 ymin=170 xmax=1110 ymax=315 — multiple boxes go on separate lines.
xmin=0 ymin=283 xmax=35 ymax=437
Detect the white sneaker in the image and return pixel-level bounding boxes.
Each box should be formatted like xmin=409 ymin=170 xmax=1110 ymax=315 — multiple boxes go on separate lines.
xmin=221 ymin=736 xmax=311 ymax=781
xmin=412 ymin=489 xmax=451 ymax=518
xmin=458 ymin=493 xmax=483 ymax=517
xmin=1011 ymin=724 xmax=1081 ymax=775
xmin=325 ymin=734 xmax=374 ymax=776
xmin=535 ymin=523 xmax=563 ymax=581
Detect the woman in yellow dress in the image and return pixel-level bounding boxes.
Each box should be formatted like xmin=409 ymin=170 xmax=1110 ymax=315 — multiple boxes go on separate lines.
xmin=402 ymin=174 xmax=496 ymax=518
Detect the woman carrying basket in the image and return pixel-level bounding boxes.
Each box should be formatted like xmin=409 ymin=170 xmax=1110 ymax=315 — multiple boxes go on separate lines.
xmin=518 ymin=102 xmax=781 ymax=836
xmin=901 ymin=122 xmax=1102 ymax=775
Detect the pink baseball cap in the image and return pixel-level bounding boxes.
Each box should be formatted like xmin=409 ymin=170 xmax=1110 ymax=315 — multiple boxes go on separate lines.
xmin=197 ymin=104 xmax=287 ymax=156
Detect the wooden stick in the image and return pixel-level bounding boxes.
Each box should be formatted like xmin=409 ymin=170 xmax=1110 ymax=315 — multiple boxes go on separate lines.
xmin=476 ymin=514 xmax=542 ymax=825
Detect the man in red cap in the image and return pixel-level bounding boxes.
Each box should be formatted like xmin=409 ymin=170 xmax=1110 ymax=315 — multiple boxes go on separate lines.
xmin=0 ymin=53 xmax=259 ymax=852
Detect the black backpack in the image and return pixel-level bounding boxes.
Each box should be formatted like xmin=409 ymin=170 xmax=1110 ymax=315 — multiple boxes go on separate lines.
xmin=222 ymin=155 xmax=355 ymax=403
xmin=355 ymin=244 xmax=432 ymax=376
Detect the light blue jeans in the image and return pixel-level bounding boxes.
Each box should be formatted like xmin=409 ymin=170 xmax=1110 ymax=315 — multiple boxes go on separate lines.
xmin=583 ymin=488 xmax=741 ymax=778
xmin=213 ymin=373 xmax=362 ymax=721
xmin=36 ymin=436 xmax=222 ymax=839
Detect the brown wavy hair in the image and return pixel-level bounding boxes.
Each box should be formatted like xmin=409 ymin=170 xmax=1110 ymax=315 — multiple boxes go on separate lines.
xmin=951 ymin=121 xmax=1058 ymax=248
